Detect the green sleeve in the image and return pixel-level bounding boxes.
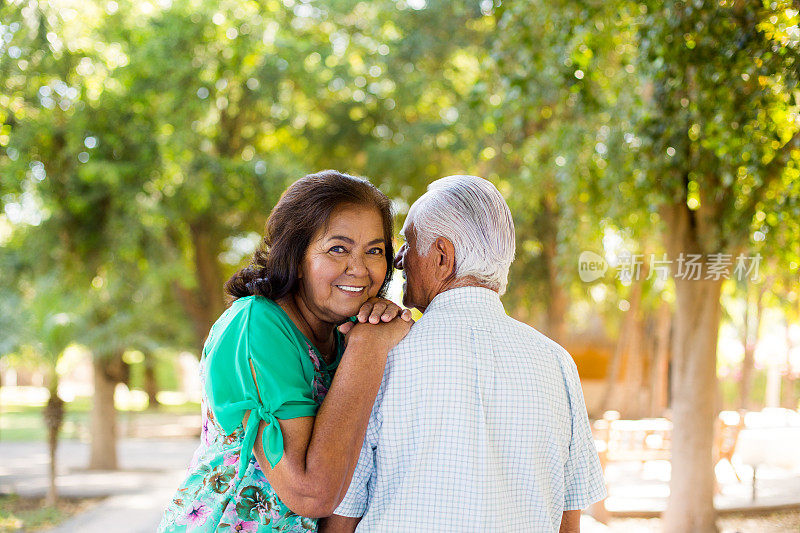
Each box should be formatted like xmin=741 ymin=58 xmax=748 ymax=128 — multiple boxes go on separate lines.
xmin=204 ymin=297 xmax=318 ymax=475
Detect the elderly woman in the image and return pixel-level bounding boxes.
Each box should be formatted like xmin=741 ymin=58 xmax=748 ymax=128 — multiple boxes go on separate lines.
xmin=159 ymin=170 xmax=412 ymax=532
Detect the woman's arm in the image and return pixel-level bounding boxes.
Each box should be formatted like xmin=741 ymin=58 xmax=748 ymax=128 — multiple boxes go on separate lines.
xmin=248 ymin=318 xmax=410 ymax=517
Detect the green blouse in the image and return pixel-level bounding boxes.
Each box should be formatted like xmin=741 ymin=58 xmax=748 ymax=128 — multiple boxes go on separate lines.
xmin=203 ymin=295 xmax=343 ymax=476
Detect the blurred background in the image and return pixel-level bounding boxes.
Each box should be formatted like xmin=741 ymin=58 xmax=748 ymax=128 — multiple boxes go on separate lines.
xmin=1 ymin=0 xmax=799 ymax=532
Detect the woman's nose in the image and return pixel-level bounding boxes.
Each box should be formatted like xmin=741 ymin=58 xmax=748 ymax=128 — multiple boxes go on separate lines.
xmin=346 ymin=253 xmax=368 ymax=275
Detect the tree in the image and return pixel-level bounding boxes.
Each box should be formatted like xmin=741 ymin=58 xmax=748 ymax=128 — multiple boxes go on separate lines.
xmin=22 ymin=279 xmax=79 ymax=505
xmin=0 ymin=238 xmax=80 ymax=506
xmin=620 ymin=3 xmax=800 ymax=530
xmin=476 ymin=0 xmax=641 ymax=345
xmin=0 ymin=0 xmax=195 ymax=469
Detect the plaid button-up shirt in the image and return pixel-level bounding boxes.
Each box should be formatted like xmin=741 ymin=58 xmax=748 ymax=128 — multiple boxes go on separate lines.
xmin=334 ymin=286 xmax=606 ymax=532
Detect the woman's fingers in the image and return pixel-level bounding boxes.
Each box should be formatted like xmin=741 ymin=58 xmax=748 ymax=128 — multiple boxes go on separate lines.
xmin=348 ymin=315 xmax=415 ymax=351
xmin=356 ymin=298 xmax=378 ymax=322
xmin=356 ymin=297 xmax=412 ymax=324
xmin=366 ymin=301 xmax=388 ymax=323
xmin=379 ymin=301 xmax=403 ymax=322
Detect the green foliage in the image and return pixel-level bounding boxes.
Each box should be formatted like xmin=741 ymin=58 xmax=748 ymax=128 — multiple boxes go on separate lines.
xmin=624 ymin=0 xmax=800 ymax=252
xmin=0 ymin=0 xmax=799 ymax=380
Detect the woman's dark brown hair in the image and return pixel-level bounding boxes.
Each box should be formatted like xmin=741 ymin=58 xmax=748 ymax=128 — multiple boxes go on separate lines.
xmin=225 ymin=170 xmax=394 ymax=302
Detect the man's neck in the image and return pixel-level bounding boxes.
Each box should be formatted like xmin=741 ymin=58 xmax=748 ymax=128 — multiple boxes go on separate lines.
xmin=445 ymin=276 xmax=496 ymax=292
xmin=418 ymin=277 xmax=498 ymax=314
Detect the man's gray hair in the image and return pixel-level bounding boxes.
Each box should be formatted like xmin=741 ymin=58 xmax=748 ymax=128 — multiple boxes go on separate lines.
xmin=407 ymin=175 xmax=516 ymax=294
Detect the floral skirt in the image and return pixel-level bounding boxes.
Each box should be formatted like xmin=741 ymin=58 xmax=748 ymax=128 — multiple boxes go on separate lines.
xmin=158 ymin=430 xmax=316 ymax=533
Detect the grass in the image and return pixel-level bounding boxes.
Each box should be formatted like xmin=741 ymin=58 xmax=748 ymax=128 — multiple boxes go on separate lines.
xmin=0 ymin=494 xmax=103 ymax=532
xmin=0 ymin=399 xmax=89 ymax=442
xmin=0 ymin=388 xmax=200 ymax=441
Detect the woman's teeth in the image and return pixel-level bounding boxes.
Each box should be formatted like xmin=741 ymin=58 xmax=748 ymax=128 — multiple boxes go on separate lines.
xmin=337 ymin=285 xmax=364 ymax=292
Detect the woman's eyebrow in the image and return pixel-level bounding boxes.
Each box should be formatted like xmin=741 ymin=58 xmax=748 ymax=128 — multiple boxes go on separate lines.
xmin=327 ymin=236 xmax=385 ymax=245
xmin=328 ymin=235 xmax=355 ymax=244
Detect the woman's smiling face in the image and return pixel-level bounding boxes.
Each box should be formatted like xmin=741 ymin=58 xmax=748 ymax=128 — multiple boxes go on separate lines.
xmin=297 ymin=203 xmax=388 ymax=323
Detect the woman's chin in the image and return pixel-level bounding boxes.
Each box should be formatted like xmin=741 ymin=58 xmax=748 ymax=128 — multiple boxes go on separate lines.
xmin=324 ymin=290 xmax=378 ymax=321
xmin=341 ymin=302 xmax=367 ymax=319
xmin=323 ymin=302 xmax=364 ymax=323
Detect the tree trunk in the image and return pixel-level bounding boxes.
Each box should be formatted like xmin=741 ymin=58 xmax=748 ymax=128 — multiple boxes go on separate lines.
xmin=190 ymin=221 xmax=225 ymax=340
xmin=601 ymin=274 xmax=645 ymax=416
xmin=43 ymin=385 xmax=64 ymax=507
xmin=88 ymin=354 xmax=126 ymax=470
xmin=739 ymin=283 xmax=764 ymax=410
xmin=173 ymin=221 xmax=226 ymax=355
xmin=144 ymin=352 xmax=160 ymax=410
xmin=782 ymin=375 xmax=797 ymax=409
xmin=540 ymin=192 xmax=567 ymax=345
xmin=601 ymin=326 xmax=626 ymax=415
xmin=765 ymin=364 xmax=782 ymax=408
xmin=661 ymin=277 xmax=722 ymax=533
xmin=658 ymin=189 xmax=725 ymax=533
xmin=651 ymin=301 xmax=672 ymax=417
xmin=623 ymin=290 xmax=648 ymax=419
xmin=783 ymin=325 xmax=798 ymax=409
xmin=546 ymin=276 xmax=568 ymax=346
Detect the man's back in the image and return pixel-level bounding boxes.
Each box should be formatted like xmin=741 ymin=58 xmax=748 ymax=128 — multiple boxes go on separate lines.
xmin=335 ymin=287 xmax=606 ymax=532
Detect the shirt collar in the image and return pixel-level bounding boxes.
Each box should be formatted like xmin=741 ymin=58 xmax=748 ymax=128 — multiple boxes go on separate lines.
xmin=423 ymin=285 xmax=505 ymax=316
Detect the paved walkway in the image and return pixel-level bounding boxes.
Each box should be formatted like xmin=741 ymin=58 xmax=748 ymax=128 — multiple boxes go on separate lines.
xmin=604 ymin=459 xmax=800 ymax=517
xmin=2 ymin=438 xmax=800 ymax=531
xmin=0 ymin=438 xmax=197 ymax=532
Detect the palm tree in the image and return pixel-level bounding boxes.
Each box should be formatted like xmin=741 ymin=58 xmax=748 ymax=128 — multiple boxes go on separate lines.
xmin=22 ymin=283 xmax=79 ymax=506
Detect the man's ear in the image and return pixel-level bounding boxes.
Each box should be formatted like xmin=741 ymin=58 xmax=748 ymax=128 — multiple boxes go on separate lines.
xmin=433 ymin=236 xmax=456 ymax=280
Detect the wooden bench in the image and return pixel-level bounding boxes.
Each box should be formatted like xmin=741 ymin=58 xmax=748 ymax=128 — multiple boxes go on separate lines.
xmin=592 ymin=410 xmax=748 ymax=498
xmin=592 ymin=411 xmax=672 ymax=470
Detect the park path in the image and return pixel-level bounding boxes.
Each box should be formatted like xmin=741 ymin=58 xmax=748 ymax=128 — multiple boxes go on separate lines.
xmin=0 ymin=437 xmax=613 ymax=532
xmin=0 ymin=438 xmax=197 ymax=532
xmin=3 ymin=437 xmax=799 ymax=531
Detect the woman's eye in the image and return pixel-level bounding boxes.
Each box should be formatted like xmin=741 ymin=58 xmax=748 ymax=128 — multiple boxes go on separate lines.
xmin=368 ymin=247 xmax=385 ymax=255
xmin=329 ymin=246 xmax=347 ymax=254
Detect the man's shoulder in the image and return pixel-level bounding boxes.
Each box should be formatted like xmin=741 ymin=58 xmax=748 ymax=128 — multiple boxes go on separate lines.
xmin=391 ymin=308 xmax=566 ymax=354
xmin=385 ymin=309 xmax=471 ymax=363
xmin=387 ymin=307 xmax=576 ymax=371
xmin=480 ymin=314 xmax=579 ymax=376
xmin=388 ymin=313 xmax=446 ymax=355
xmin=505 ymin=315 xmax=571 ymax=355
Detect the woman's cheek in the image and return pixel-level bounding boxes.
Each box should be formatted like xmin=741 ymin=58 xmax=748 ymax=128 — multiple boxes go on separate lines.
xmin=367 ymin=275 xmax=382 ymax=297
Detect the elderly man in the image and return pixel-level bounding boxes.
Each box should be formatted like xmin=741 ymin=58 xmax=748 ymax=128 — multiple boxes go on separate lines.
xmin=320 ymin=176 xmax=605 ymax=533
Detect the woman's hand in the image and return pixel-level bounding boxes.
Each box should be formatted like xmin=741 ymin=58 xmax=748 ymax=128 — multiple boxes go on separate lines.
xmin=339 ymin=314 xmax=414 ymax=352
xmin=338 ymin=295 xmax=414 ymax=347
xmin=354 ymin=297 xmax=413 ymax=325
xmin=257 ymin=315 xmax=413 ymax=517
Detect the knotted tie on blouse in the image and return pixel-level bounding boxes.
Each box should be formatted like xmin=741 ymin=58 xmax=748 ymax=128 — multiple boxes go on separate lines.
xmin=226 ymin=398 xmax=284 ymax=478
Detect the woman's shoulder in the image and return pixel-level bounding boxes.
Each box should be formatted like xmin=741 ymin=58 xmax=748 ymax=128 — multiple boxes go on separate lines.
xmin=205 ymin=296 xmax=298 ymax=353
xmin=217 ymin=295 xmax=289 ymax=327
xmin=242 ymin=295 xmax=297 ymax=337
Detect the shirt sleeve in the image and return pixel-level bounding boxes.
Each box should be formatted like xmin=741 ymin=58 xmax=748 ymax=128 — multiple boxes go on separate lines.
xmin=560 ymin=349 xmax=608 ymax=510
xmin=205 ymin=297 xmax=318 ymax=476
xmin=333 ymin=377 xmax=384 ymax=517
xmin=333 ymin=434 xmax=376 ymax=517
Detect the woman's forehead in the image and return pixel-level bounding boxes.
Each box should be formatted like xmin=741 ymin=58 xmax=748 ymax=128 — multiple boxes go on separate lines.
xmin=318 ymin=204 xmax=384 ymax=239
